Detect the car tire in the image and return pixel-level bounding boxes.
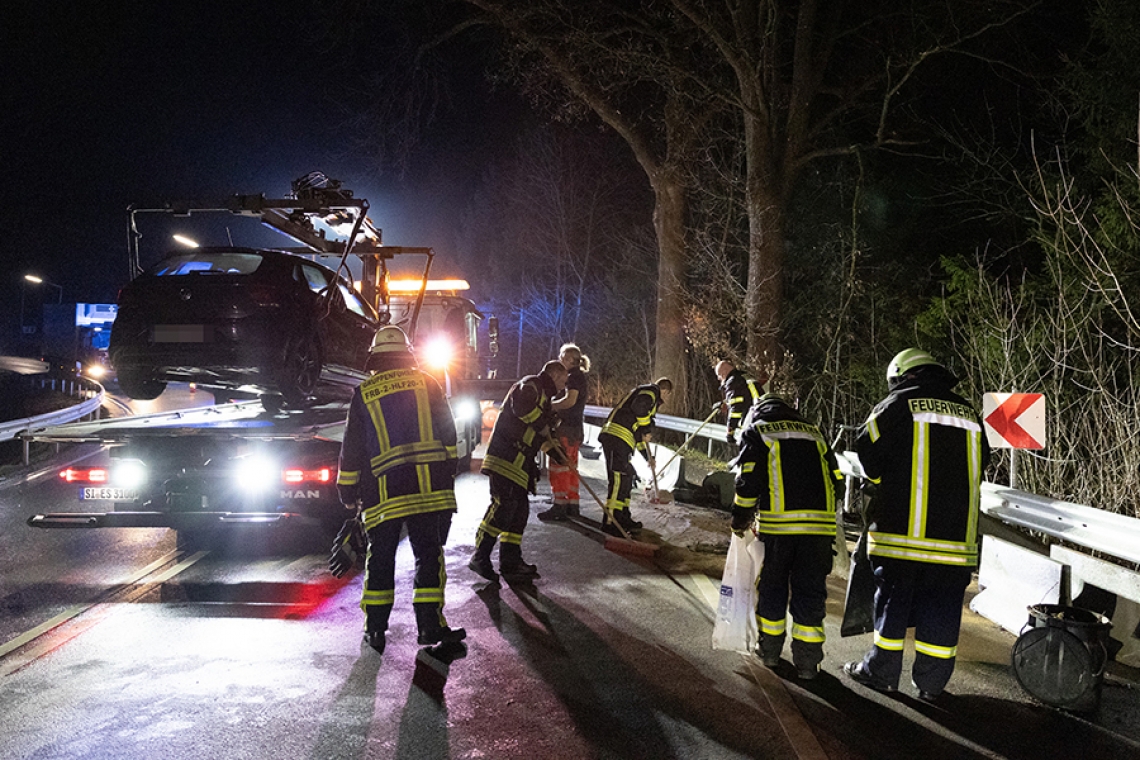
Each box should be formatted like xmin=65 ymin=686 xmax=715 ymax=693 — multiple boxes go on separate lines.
xmin=260 ymin=394 xmax=286 ymax=414
xmin=276 ymin=331 xmax=322 ymax=406
xmin=117 ymin=370 xmax=167 ymax=400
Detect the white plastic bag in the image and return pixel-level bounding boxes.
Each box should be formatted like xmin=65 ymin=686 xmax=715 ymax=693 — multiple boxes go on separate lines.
xmin=712 ymin=531 xmax=763 ymax=653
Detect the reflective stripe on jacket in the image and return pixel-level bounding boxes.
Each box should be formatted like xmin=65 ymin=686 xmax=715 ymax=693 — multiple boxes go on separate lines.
xmin=721 ymin=369 xmax=762 ymax=435
xmin=733 ymin=400 xmax=841 ymax=537
xmin=599 ymin=384 xmax=660 ymax=456
xmin=856 ymin=379 xmax=989 ymax=566
xmin=481 ymin=374 xmax=557 ymax=489
xmin=337 ymin=367 xmax=458 ymax=530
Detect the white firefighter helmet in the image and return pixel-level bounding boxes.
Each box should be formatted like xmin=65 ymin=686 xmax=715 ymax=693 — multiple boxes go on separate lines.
xmin=885 ymin=348 xmax=939 ymax=385
xmin=370 ymin=325 xmax=411 ymax=355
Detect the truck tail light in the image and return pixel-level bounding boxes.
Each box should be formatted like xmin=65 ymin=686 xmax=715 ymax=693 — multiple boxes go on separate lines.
xmin=60 ymin=459 xmax=147 ymax=487
xmin=283 ymin=467 xmax=335 ymax=484
xmin=60 ymin=467 xmax=109 ymax=483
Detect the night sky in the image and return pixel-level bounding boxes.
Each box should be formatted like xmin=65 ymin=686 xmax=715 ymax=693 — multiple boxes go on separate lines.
xmin=0 ymin=2 xmax=515 ymax=330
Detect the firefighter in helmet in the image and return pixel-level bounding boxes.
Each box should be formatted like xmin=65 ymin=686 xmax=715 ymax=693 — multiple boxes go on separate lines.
xmin=335 ymin=325 xmax=466 ymax=655
xmin=732 ymin=393 xmax=843 ymax=680
xmin=598 ymin=377 xmax=672 ymax=535
xmin=469 ymin=359 xmax=569 ymax=583
xmin=844 ymin=348 xmax=989 ymax=701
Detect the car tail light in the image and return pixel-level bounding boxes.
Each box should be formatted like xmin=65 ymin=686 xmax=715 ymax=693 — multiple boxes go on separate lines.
xmin=247 ymin=284 xmax=281 ymax=307
xmin=60 ymin=466 xmax=109 ymax=483
xmin=283 ymin=467 xmax=336 ymax=484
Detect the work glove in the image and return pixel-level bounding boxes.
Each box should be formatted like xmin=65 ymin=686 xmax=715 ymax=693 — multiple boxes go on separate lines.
xmin=730 ymin=507 xmax=755 ymax=538
xmin=328 ymin=517 xmax=366 ymax=578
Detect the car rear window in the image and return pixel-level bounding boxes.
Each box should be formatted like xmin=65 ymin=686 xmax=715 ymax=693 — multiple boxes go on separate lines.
xmin=150 ymin=253 xmax=265 ymax=276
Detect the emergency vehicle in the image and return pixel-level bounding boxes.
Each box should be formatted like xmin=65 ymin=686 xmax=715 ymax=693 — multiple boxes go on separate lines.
xmin=25 ymin=175 xmax=504 ymax=540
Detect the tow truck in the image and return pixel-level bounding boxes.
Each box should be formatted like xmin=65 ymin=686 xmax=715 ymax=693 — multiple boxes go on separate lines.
xmin=24 ymin=174 xmax=505 ymax=540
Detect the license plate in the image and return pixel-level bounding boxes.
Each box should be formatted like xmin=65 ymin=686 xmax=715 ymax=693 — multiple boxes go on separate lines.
xmin=80 ymin=487 xmax=138 ymax=501
xmin=152 ymin=324 xmax=209 ymax=343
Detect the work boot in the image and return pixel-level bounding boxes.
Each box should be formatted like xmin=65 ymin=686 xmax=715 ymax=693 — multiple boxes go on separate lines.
xmin=499 ymin=543 xmax=539 ymax=580
xmin=565 ymin=502 xmax=580 ymax=518
xmin=537 ymin=503 xmax=568 ymax=522
xmin=468 ymin=553 xmax=498 ymax=582
xmin=843 ymin=661 xmax=896 ymax=693
xmin=613 ymin=509 xmax=643 ymax=532
xmin=363 ymin=630 xmax=386 ymax=654
xmin=417 ymin=626 xmax=467 ymax=646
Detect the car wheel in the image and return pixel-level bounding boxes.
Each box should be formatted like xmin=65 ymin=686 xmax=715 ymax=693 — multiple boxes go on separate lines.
xmin=117 ymin=370 xmax=167 ymax=400
xmin=260 ymin=394 xmax=285 ymax=414
xmin=276 ymin=331 xmax=322 ymax=406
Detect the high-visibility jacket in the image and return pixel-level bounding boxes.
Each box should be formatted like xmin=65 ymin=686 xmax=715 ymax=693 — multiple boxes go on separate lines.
xmin=733 ymin=397 xmax=842 ymax=536
xmin=337 ymin=367 xmax=458 ymax=531
xmin=721 ymin=368 xmax=762 ymax=438
xmin=855 ymin=373 xmax=990 ymax=567
xmin=599 ymin=383 xmax=661 ymax=459
xmin=481 ymin=373 xmax=560 ymax=490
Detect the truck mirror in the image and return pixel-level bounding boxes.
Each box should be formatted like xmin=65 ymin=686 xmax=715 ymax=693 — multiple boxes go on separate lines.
xmin=488 ymin=316 xmax=499 ymax=356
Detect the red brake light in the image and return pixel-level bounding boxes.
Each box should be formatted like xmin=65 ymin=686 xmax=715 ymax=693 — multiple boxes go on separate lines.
xmin=283 ymin=467 xmax=335 ymax=484
xmin=247 ymin=284 xmax=281 ymax=307
xmin=60 ymin=467 xmax=109 ymax=483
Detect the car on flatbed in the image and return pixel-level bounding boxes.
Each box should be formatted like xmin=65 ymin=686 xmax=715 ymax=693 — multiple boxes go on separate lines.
xmin=109 ymin=247 xmax=378 ymax=408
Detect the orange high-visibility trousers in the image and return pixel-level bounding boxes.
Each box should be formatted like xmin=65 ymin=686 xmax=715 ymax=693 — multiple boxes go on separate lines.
xmin=547 ymin=437 xmax=580 ymax=505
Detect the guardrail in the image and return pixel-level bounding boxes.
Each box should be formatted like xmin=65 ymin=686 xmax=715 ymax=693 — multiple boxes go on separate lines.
xmin=587 ymin=404 xmax=1140 ymax=569
xmin=1 ymin=377 xmax=105 ymax=444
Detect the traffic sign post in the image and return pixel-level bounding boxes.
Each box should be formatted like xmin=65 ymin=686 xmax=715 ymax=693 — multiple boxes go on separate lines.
xmin=983 ymin=393 xmax=1046 ymax=488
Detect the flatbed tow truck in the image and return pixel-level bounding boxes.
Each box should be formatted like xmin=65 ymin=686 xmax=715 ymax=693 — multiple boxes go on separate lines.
xmin=24 ymin=174 xmax=506 ymax=539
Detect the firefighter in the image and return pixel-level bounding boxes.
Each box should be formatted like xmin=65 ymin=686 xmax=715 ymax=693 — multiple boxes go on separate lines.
xmin=538 ymin=343 xmax=591 ymax=522
xmin=469 ymin=360 xmax=569 ymax=583
xmin=715 ymin=360 xmax=765 ymax=450
xmin=336 ymin=325 xmax=466 ymax=655
xmin=598 ymin=377 xmax=672 ymax=536
xmin=843 ymin=348 xmax=990 ymax=702
xmin=731 ymin=393 xmax=843 ymax=680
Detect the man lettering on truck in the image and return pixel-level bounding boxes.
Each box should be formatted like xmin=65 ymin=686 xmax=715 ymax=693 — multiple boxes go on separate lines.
xmin=336 ymin=325 xmax=466 ymax=656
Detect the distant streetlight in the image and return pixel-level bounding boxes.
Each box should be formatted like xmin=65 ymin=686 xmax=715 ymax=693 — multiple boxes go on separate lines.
xmin=20 ymin=273 xmax=63 ymax=335
xmin=172 ymin=234 xmax=200 ymax=248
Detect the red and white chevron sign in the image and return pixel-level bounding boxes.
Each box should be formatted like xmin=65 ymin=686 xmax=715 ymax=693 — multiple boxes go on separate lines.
xmin=982 ymin=393 xmax=1046 ymax=449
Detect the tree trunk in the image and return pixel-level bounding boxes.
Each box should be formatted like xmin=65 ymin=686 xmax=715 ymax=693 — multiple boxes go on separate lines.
xmin=650 ymin=168 xmax=689 ymax=413
xmin=744 ymin=182 xmax=786 ymax=371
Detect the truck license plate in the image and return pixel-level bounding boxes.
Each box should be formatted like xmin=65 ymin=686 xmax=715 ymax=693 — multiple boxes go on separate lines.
xmin=80 ymin=487 xmax=138 ymax=501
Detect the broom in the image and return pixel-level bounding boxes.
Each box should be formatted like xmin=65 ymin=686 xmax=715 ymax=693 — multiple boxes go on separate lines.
xmin=546 ymin=434 xmax=656 ymax=557
xmin=575 ymin=476 xmax=658 ymax=558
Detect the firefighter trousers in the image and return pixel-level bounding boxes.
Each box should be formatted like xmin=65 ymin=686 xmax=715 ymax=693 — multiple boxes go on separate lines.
xmin=755 ymin=533 xmax=833 ymax=669
xmin=601 ymin=439 xmax=635 ymax=513
xmin=362 ymin=509 xmax=455 ymax=637
xmin=860 ymin=557 xmax=972 ymax=694
xmin=474 ymin=472 xmax=531 ymax=564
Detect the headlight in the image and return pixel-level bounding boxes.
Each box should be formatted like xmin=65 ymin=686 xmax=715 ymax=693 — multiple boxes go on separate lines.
xmin=453 ymin=398 xmax=479 ymax=422
xmin=421 ymin=338 xmax=453 ymax=370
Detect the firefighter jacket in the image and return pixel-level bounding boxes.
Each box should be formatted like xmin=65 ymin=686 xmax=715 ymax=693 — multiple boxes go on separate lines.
xmin=481 ymin=372 xmax=560 ymax=490
xmin=721 ymin=368 xmax=763 ymax=439
xmin=337 ymin=367 xmax=458 ymax=531
xmin=732 ymin=397 xmax=842 ymax=536
xmin=599 ymin=383 xmax=661 ymax=459
xmin=855 ymin=368 xmax=990 ymax=567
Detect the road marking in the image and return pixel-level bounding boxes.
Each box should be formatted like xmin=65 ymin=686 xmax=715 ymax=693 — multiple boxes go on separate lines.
xmin=689 ymin=572 xmax=828 ymax=760
xmin=0 ymin=549 xmax=208 ymax=675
